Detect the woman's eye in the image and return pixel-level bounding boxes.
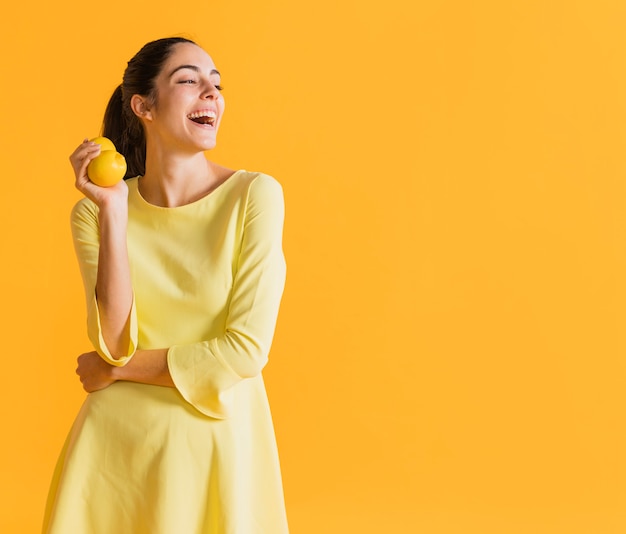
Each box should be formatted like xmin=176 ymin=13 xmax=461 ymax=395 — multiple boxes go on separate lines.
xmin=178 ymin=79 xmax=223 ymax=91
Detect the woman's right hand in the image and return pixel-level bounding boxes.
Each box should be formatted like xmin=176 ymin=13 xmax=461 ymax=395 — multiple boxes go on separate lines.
xmin=69 ymin=139 xmax=128 ymax=209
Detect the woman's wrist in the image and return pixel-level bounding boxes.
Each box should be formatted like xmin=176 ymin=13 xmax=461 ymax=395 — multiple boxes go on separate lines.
xmin=110 ymin=363 xmax=124 ymax=381
xmin=97 ymin=200 xmax=129 ymax=248
xmin=98 ymin=197 xmax=128 ymax=225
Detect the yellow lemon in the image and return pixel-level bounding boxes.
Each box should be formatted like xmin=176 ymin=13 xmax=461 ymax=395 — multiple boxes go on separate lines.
xmin=87 ymin=150 xmax=127 ymax=187
xmin=89 ymin=136 xmax=116 ymax=152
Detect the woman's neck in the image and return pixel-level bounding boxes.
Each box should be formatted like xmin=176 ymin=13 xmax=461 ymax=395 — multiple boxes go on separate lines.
xmin=140 ymin=148 xmax=220 ymax=208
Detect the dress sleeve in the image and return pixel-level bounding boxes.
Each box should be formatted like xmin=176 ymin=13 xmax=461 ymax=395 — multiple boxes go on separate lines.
xmin=166 ymin=174 xmax=287 ymax=419
xmin=70 ymin=198 xmax=138 ymax=367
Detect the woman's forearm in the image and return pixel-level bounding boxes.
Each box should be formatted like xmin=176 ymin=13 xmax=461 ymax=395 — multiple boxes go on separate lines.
xmin=76 ymin=349 xmax=174 ymax=392
xmin=96 ymin=203 xmax=133 ymax=358
xmin=112 ymin=348 xmax=174 ymax=387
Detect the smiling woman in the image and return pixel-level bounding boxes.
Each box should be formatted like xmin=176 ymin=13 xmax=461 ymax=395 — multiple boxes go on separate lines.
xmin=42 ymin=37 xmax=289 ymax=534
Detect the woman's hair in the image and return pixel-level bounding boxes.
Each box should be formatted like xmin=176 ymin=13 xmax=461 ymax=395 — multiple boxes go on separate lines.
xmin=102 ymin=37 xmax=197 ymax=178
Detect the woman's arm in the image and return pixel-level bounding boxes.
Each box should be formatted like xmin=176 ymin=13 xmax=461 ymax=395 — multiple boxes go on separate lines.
xmin=70 ymin=139 xmax=134 ymax=359
xmin=95 ymin=200 xmax=133 ymax=357
xmin=165 ymin=174 xmax=286 ymax=418
xmin=76 ymin=349 xmax=173 ymax=392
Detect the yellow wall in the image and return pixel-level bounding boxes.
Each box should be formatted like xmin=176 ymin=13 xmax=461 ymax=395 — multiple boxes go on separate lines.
xmin=2 ymin=1 xmax=625 ymax=532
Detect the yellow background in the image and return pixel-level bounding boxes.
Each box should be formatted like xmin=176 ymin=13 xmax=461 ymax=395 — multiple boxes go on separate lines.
xmin=1 ymin=1 xmax=625 ymax=532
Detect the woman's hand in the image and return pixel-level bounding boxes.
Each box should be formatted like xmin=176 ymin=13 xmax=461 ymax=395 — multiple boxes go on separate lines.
xmin=69 ymin=139 xmax=128 ymax=208
xmin=76 ymin=351 xmax=117 ymax=393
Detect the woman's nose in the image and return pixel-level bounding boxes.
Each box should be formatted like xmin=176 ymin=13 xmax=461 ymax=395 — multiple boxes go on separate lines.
xmin=202 ymin=84 xmax=220 ymax=99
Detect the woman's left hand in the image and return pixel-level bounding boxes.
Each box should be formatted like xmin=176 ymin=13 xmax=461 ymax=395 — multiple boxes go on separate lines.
xmin=76 ymin=351 xmax=117 ymax=392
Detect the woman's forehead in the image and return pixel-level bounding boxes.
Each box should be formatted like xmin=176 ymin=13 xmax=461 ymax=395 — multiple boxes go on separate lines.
xmin=164 ymin=43 xmax=216 ymax=72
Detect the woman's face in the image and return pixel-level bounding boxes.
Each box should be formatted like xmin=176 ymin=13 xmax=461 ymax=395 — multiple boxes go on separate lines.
xmin=141 ymin=43 xmax=225 ymax=153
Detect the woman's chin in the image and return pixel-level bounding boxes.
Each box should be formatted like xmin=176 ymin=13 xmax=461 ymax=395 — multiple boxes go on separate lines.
xmin=201 ymin=141 xmax=217 ymax=152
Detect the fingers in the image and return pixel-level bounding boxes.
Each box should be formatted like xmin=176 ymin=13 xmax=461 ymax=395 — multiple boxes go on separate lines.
xmin=70 ymin=139 xmax=102 ymax=182
xmin=70 ymin=140 xmax=107 ymax=201
xmin=76 ymin=352 xmax=85 ymax=381
xmin=70 ymin=139 xmax=101 ymax=162
xmin=76 ymin=351 xmax=97 ymax=392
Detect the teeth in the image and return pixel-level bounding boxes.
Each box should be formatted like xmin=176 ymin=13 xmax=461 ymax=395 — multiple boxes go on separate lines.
xmin=187 ymin=110 xmax=217 ymax=119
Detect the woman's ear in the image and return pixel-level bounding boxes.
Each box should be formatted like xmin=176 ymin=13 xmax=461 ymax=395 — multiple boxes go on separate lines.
xmin=130 ymin=94 xmax=153 ymax=121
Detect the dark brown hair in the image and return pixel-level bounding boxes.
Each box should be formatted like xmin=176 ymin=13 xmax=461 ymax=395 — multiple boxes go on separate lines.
xmin=102 ymin=37 xmax=197 ymax=178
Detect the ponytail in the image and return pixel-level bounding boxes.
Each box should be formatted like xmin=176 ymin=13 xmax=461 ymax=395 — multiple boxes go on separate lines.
xmin=102 ymin=84 xmax=146 ymax=179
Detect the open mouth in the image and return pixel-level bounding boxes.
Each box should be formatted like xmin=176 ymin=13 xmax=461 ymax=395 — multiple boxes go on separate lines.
xmin=187 ymin=110 xmax=217 ymax=127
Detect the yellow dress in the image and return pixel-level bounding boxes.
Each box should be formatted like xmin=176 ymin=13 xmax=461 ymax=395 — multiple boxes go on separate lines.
xmin=43 ymin=171 xmax=289 ymax=534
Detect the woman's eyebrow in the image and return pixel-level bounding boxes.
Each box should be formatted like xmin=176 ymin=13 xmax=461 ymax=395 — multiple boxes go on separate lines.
xmin=168 ymin=65 xmax=221 ymax=78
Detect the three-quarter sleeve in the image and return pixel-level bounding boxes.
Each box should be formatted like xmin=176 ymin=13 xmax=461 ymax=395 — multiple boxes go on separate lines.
xmin=70 ymin=198 xmax=138 ymax=367
xmin=166 ymin=174 xmax=287 ymax=419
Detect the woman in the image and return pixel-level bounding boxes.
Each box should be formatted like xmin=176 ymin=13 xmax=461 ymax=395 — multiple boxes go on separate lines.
xmin=43 ymin=37 xmax=289 ymax=533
